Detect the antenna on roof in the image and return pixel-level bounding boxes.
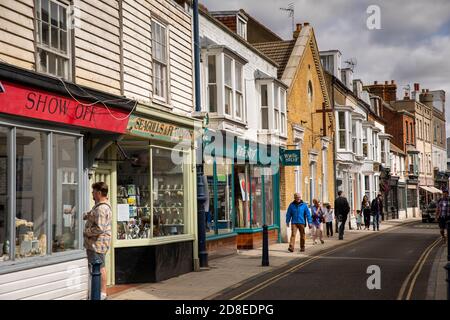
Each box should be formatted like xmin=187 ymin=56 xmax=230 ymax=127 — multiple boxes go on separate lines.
xmin=280 ymin=3 xmax=295 ymax=35
xmin=344 ymin=58 xmax=357 ymax=71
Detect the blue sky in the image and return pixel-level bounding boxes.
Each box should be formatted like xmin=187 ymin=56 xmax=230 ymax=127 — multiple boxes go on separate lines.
xmin=202 ymin=0 xmax=450 ymax=137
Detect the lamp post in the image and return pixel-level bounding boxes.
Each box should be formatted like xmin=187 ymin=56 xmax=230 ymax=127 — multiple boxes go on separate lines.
xmin=193 ymin=0 xmax=208 ymax=268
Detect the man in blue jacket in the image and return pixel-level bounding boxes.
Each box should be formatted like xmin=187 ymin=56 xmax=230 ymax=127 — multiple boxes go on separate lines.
xmin=286 ymin=193 xmax=312 ymax=252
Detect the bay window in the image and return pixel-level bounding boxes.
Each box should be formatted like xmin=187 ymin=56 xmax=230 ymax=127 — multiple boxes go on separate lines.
xmin=258 ymin=83 xmax=287 ymax=135
xmin=152 ymin=20 xmax=168 ymax=101
xmin=235 ymin=62 xmax=243 ymax=119
xmin=224 ymin=55 xmax=233 ymax=116
xmin=260 ymin=85 xmax=269 ymax=129
xmin=207 ymin=56 xmax=217 ymax=113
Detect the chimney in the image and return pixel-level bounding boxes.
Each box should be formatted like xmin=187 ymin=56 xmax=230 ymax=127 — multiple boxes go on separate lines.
xmin=365 ymin=80 xmax=397 ymax=102
xmin=293 ymin=23 xmax=302 ymax=39
xmin=385 ymin=81 xmax=388 ymax=85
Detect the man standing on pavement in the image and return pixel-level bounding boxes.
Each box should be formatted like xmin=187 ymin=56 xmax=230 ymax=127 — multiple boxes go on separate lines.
xmin=437 ymin=188 xmax=450 ymax=242
xmin=371 ymin=194 xmax=383 ymax=231
xmin=84 ymin=182 xmax=112 ymax=300
xmin=286 ymin=193 xmax=312 ymax=252
xmin=334 ymin=191 xmax=350 ymax=240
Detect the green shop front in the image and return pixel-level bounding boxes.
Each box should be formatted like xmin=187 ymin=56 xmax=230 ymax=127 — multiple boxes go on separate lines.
xmin=203 ymin=130 xmax=281 ymax=256
xmin=92 ymin=104 xmax=199 ymax=284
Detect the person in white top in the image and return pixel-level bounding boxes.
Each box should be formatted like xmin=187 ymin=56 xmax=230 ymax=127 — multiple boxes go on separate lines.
xmin=323 ymin=203 xmax=335 ymax=237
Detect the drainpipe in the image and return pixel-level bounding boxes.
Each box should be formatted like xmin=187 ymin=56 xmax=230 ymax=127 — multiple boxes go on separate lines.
xmin=193 ymin=0 xmax=208 ymax=268
xmin=332 ymin=77 xmax=338 ymax=200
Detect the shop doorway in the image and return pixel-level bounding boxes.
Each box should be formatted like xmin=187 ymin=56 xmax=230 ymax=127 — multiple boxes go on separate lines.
xmin=89 ymin=168 xmax=113 ymax=286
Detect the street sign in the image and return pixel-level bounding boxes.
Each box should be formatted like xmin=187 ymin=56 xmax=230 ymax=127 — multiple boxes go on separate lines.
xmin=280 ymin=149 xmax=301 ymax=166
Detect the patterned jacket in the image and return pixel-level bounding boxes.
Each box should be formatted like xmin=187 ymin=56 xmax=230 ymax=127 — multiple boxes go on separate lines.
xmin=83 ymin=202 xmax=112 ymax=254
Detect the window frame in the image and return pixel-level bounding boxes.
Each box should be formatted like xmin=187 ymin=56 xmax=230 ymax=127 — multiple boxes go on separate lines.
xmin=206 ymin=55 xmax=218 ymax=113
xmin=35 ymin=0 xmax=72 ymax=80
xmin=337 ymin=111 xmax=347 ymax=150
xmin=236 ymin=16 xmax=247 ymax=40
xmin=260 ymin=84 xmax=269 ymax=130
xmin=151 ymin=19 xmax=169 ymax=103
xmin=0 ymin=120 xmax=83 ymax=268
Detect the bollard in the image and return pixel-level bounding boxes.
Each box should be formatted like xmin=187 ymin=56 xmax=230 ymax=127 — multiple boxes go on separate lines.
xmin=90 ymin=259 xmax=102 ymax=300
xmin=446 ymin=221 xmax=450 ymax=300
xmin=262 ymin=224 xmax=269 ymax=266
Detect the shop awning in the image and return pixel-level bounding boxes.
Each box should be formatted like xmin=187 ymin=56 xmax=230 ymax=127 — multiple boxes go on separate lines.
xmin=428 ymin=186 xmax=443 ymax=194
xmin=419 ymin=186 xmax=434 ymax=193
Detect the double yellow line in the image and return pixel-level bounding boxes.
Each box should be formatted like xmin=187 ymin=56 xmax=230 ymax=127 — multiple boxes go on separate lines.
xmin=229 ymin=221 xmax=417 ymax=300
xmin=397 ymin=237 xmax=442 ymax=300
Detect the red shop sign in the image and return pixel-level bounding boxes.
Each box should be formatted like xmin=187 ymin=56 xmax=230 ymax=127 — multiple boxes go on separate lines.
xmin=0 ymin=81 xmax=130 ymax=133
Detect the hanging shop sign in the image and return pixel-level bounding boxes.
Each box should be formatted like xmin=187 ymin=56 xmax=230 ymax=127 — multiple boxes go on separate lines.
xmin=280 ymin=149 xmax=301 ymax=166
xmin=0 ymin=81 xmax=130 ymax=133
xmin=127 ymin=115 xmax=193 ymax=144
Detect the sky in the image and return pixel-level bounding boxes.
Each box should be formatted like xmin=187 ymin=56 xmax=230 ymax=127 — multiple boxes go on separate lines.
xmin=201 ymin=0 xmax=450 ymax=137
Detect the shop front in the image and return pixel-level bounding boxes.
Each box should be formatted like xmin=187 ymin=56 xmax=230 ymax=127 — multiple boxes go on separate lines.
xmin=203 ymin=130 xmax=281 ymax=255
xmin=0 ymin=63 xmax=133 ymax=299
xmin=94 ymin=105 xmax=199 ymax=284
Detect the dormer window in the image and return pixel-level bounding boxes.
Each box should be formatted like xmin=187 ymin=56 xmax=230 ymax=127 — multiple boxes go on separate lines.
xmin=237 ymin=16 xmax=247 ymax=40
xmin=258 ymin=82 xmax=287 ymax=136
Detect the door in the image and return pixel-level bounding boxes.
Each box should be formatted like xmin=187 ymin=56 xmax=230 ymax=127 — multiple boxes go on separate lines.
xmin=89 ymin=168 xmax=114 ymax=286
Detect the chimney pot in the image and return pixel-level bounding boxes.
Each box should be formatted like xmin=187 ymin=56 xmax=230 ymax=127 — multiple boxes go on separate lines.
xmin=391 ymin=80 xmax=395 ymax=84
xmin=426 ymin=89 xmax=429 ymax=92
xmin=296 ymin=23 xmax=302 ymax=31
xmin=374 ymin=81 xmax=378 ymax=85
xmin=304 ymin=22 xmax=310 ymax=26
xmin=385 ymin=81 xmax=389 ymax=85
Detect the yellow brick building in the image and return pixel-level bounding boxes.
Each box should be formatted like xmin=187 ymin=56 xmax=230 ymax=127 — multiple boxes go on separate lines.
xmin=255 ymin=23 xmax=335 ymax=241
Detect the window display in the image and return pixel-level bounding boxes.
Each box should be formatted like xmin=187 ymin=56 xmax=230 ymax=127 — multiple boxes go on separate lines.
xmin=235 ymin=165 xmax=249 ymax=228
xmin=52 ymin=134 xmax=79 ymax=252
xmin=263 ymin=168 xmax=274 ymax=226
xmin=15 ymin=129 xmax=47 ymax=259
xmin=0 ymin=127 xmax=9 ymax=261
xmin=116 ymin=142 xmax=188 ymax=240
xmin=152 ymin=147 xmax=186 ymax=237
xmin=251 ymin=167 xmax=263 ymax=228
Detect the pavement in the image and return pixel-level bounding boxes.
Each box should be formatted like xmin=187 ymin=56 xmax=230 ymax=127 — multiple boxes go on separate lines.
xmin=426 ymin=237 xmax=448 ymax=300
xmin=110 ymin=217 xmax=426 ymax=300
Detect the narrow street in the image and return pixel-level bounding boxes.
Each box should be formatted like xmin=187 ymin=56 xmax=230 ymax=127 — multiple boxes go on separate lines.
xmin=214 ymin=222 xmax=444 ymax=300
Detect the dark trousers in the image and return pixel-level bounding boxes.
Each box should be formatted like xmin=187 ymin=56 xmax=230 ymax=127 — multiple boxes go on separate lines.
xmin=338 ymin=215 xmax=348 ymax=239
xmin=326 ymin=222 xmax=333 ymax=237
xmin=335 ymin=218 xmax=339 ymax=233
xmin=363 ymin=214 xmax=371 ymax=228
xmin=373 ymin=213 xmax=380 ymax=230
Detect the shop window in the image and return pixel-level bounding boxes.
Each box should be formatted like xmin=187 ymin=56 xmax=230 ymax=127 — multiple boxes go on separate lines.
xmin=235 ymin=165 xmax=250 ymax=228
xmin=264 ymin=168 xmax=274 ymax=226
xmin=15 ymin=129 xmax=47 ymax=260
xmin=52 ymin=134 xmax=79 ymax=253
xmin=407 ymin=189 xmax=417 ymax=208
xmin=0 ymin=127 xmax=9 ymax=261
xmin=116 ymin=143 xmax=189 ymax=240
xmin=151 ymin=147 xmax=187 ymax=237
xmin=205 ymin=160 xmax=233 ymax=236
xmin=398 ymin=187 xmax=405 ymax=210
xmin=152 ymin=20 xmax=168 ymax=101
xmin=251 ymin=167 xmax=263 ymax=228
xmin=35 ymin=0 xmax=70 ymax=79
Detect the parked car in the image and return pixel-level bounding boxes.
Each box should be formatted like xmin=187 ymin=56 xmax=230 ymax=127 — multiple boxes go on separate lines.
xmin=421 ymin=201 xmax=437 ymax=223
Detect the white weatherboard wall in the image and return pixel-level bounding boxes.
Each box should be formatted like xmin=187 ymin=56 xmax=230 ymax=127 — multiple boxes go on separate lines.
xmin=199 ymin=13 xmax=278 ymax=142
xmin=0 ymin=259 xmax=88 ymax=300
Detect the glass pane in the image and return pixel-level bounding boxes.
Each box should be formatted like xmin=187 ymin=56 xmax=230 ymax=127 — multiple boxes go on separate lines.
xmin=204 ymin=163 xmax=216 ymax=236
xmin=235 ymin=165 xmax=249 ymax=228
xmin=280 ymin=90 xmax=286 ymax=112
xmin=251 ymin=167 xmax=263 ymax=228
xmin=281 ymin=114 xmax=286 ymax=134
xmin=274 ymin=86 xmax=279 ymax=109
xmin=15 ymin=129 xmax=47 ymax=260
xmin=235 ymin=63 xmax=242 ymax=92
xmin=274 ymin=110 xmax=279 ymax=130
xmin=208 ymin=84 xmax=217 ymax=113
xmin=42 ymin=22 xmax=49 ymax=46
xmin=0 ymin=127 xmax=9 ymax=262
xmin=236 ymin=92 xmax=242 ymax=118
xmin=48 ymin=52 xmax=56 ymax=75
xmin=51 ymin=25 xmax=59 ymax=50
xmin=116 ymin=140 xmax=151 ymax=240
xmin=224 ymin=55 xmax=232 ymax=87
xmin=50 ymin=1 xmax=58 ymax=26
xmin=59 ymin=6 xmax=67 ymax=30
xmin=225 ymin=87 xmax=232 ymax=115
xmin=339 ymin=131 xmax=346 ymax=149
xmin=60 ymin=30 xmax=67 ymax=53
xmin=152 ymin=147 xmax=187 ymax=237
xmin=339 ymin=112 xmax=346 ymax=129
xmin=261 ymin=107 xmax=268 ymax=129
xmin=216 ymin=162 xmax=233 ymax=234
xmin=41 ymin=0 xmax=49 ymax=22
xmin=264 ymin=168 xmax=274 ymax=226
xmin=38 ymin=49 xmax=47 ymax=73
xmin=153 ymin=62 xmax=161 ymax=96
xmin=261 ymin=85 xmax=268 ymax=106
xmin=208 ymin=56 xmax=216 ymax=83
xmin=53 ymin=134 xmax=79 ymax=252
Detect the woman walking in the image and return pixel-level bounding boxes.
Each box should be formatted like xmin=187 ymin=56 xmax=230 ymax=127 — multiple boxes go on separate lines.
xmin=311 ymin=199 xmax=324 ymax=244
xmin=362 ymin=195 xmax=371 ymax=230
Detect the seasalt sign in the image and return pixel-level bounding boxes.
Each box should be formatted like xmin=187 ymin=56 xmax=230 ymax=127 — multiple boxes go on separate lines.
xmin=0 ymin=81 xmax=129 ymax=133
xmin=127 ymin=115 xmax=193 ymax=143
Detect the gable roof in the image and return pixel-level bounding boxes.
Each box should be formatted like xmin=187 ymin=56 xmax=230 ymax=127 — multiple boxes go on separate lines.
xmin=252 ymin=40 xmax=295 ymax=79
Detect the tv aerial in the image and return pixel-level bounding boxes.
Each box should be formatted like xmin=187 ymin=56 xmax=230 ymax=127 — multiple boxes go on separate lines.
xmin=344 ymin=58 xmax=357 ymax=71
xmin=280 ymin=3 xmax=295 ymax=34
